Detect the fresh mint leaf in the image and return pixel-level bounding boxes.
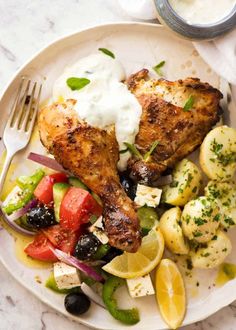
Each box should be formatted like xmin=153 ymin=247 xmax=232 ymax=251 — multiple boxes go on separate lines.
xmin=183 ymin=95 xmax=194 ymax=112
xmin=152 ymin=61 xmax=166 ymax=76
xmin=143 ymin=140 xmax=159 ymax=161
xmin=66 ymin=77 xmax=90 ymax=91
xmin=98 ymin=48 xmax=115 ymax=59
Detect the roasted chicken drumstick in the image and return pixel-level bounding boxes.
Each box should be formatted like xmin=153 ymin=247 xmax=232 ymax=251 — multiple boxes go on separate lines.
xmin=38 ymin=100 xmax=141 ymax=252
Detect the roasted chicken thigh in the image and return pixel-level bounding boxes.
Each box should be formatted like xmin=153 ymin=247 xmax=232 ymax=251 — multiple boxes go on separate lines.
xmin=127 ymin=69 xmax=223 ymax=183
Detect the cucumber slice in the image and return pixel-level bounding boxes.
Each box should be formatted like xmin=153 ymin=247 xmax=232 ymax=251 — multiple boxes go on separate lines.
xmin=137 ymin=206 xmax=159 ymax=235
xmin=68 ymin=177 xmax=88 ymax=190
xmin=53 ymin=183 xmax=70 ymax=222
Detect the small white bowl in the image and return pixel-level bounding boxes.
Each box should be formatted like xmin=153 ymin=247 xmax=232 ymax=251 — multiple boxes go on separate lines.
xmin=154 ymin=0 xmax=236 ymax=40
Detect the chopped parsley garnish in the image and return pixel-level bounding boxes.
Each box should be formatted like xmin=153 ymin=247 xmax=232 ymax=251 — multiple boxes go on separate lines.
xmin=192 ymin=186 xmax=198 ymax=193
xmin=98 ymin=48 xmax=115 ymax=58
xmin=66 ymin=77 xmax=90 ymax=91
xmin=170 ymin=180 xmax=179 ymax=188
xmin=201 ymin=252 xmax=210 ymax=257
xmin=194 ymin=217 xmax=206 ymax=226
xmin=186 ymin=258 xmax=193 ymax=270
xmin=210 ymin=138 xmax=236 ymax=166
xmin=183 ymin=95 xmax=194 ymax=112
xmin=213 ymin=214 xmax=220 ymax=222
xmin=193 ymin=231 xmax=203 ymax=237
xmin=185 ymin=215 xmax=191 ymax=224
xmin=152 ymin=60 xmax=166 ymax=76
xmin=224 ymin=216 xmax=235 ymax=226
xmin=185 ymin=173 xmax=193 ymax=188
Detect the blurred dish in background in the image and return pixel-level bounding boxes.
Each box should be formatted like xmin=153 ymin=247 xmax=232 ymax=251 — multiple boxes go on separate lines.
xmin=168 ymin=0 xmax=236 ymax=25
xmin=154 ymin=0 xmax=236 ymax=40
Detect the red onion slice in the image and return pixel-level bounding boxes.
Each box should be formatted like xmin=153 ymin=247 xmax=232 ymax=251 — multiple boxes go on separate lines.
xmin=0 ymin=207 xmax=36 ymax=236
xmin=154 ymin=174 xmax=173 ymax=186
xmin=81 ymin=282 xmax=106 ymax=309
xmin=28 ymin=153 xmax=66 ymax=173
xmin=7 ymin=199 xmax=38 ymax=222
xmin=51 ymin=248 xmax=104 ymax=282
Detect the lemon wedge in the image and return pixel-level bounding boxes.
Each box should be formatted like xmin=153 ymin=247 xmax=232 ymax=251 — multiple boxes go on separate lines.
xmin=102 ymin=228 xmax=164 ymax=279
xmin=155 ymin=259 xmax=186 ymax=329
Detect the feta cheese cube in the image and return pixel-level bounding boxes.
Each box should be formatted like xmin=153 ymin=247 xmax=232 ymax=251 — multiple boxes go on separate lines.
xmin=93 ymin=229 xmax=109 ymax=244
xmin=126 ymin=274 xmax=155 ymax=298
xmin=90 ymin=216 xmax=104 ymax=230
xmin=54 ymin=262 xmax=81 ymax=289
xmin=89 ymin=216 xmax=109 ymax=244
xmin=134 ymin=184 xmax=162 ymax=207
xmin=2 ymin=186 xmax=23 ymax=207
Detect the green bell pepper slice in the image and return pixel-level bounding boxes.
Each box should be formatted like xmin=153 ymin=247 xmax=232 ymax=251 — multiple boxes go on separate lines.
xmin=3 ymin=169 xmax=45 ymax=215
xmin=45 ymin=272 xmax=81 ymax=294
xmin=93 ymin=244 xmax=110 ymax=260
xmin=102 ymin=276 xmax=140 ymax=325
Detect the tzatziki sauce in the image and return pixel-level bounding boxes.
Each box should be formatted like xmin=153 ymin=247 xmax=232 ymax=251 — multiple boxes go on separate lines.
xmin=53 ymin=53 xmax=142 ymax=171
xmin=168 ymin=0 xmax=236 ymax=25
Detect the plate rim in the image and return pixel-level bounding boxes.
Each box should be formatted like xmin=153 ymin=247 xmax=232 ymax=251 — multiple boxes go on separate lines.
xmin=0 ymin=21 xmax=235 ymax=329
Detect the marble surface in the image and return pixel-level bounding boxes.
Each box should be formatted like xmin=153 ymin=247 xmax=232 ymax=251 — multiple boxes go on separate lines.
xmin=0 ymin=0 xmax=235 ymax=329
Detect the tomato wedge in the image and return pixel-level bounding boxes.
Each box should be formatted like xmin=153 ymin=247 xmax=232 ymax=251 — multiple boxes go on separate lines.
xmin=34 ymin=172 xmax=68 ymax=204
xmin=42 ymin=225 xmax=79 ymax=254
xmin=60 ymin=187 xmax=102 ymax=231
xmin=24 ymin=233 xmax=57 ymax=262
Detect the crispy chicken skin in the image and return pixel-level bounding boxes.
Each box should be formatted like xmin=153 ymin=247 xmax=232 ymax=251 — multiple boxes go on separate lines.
xmin=38 ymin=100 xmax=141 ymax=252
xmin=126 ymin=69 xmax=223 ymax=183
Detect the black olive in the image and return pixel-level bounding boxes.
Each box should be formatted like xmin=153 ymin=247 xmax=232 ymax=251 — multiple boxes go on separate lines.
xmin=64 ymin=292 xmax=90 ymax=316
xmin=27 ymin=205 xmax=56 ymax=228
xmin=102 ymin=247 xmax=123 ymax=262
xmin=74 ymin=233 xmax=100 ymax=260
xmin=119 ymin=172 xmax=137 ymax=200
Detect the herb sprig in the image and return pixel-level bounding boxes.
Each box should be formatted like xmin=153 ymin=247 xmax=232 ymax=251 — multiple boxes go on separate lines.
xmin=123 ymin=140 xmax=159 ymax=162
xmin=98 ymin=48 xmax=115 ymax=59
xmin=152 ymin=61 xmax=166 ymax=76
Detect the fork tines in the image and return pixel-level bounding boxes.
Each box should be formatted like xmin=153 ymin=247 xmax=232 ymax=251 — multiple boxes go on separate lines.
xmin=8 ymin=77 xmax=42 ymax=132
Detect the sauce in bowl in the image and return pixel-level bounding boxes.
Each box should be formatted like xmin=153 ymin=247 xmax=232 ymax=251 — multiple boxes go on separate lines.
xmin=168 ymin=0 xmax=236 ymax=25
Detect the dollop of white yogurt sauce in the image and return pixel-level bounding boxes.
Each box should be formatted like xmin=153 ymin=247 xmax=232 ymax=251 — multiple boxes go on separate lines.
xmin=53 ymin=53 xmax=142 ymax=170
xmin=168 ymin=0 xmax=236 ymax=25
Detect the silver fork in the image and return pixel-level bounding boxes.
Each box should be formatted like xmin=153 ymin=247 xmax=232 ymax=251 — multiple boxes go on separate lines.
xmin=0 ymin=77 xmax=42 ymax=194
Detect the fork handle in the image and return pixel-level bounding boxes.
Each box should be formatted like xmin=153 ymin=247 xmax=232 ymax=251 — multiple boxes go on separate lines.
xmin=0 ymin=152 xmax=14 ymax=197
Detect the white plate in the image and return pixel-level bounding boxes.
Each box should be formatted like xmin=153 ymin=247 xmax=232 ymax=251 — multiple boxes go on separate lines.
xmin=0 ymin=22 xmax=236 ymax=330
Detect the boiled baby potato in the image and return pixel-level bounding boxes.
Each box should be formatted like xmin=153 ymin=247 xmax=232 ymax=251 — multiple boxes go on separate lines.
xmin=162 ymin=159 xmax=202 ymax=207
xmin=159 ymin=207 xmax=189 ymax=255
xmin=200 ymin=125 xmax=236 ymax=180
xmin=191 ymin=230 xmax=232 ymax=269
xmin=205 ymin=180 xmax=236 ymax=228
xmin=181 ymin=196 xmax=220 ymax=243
